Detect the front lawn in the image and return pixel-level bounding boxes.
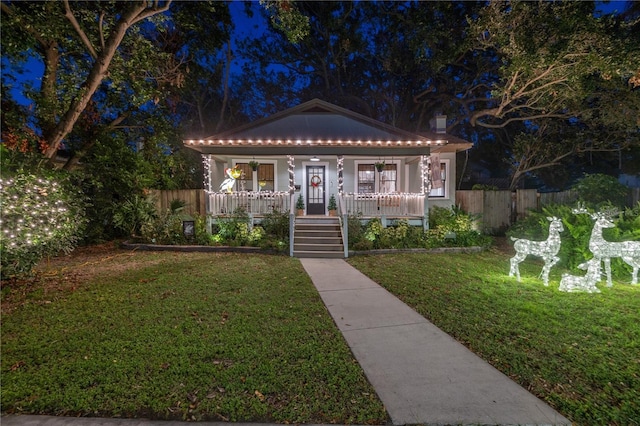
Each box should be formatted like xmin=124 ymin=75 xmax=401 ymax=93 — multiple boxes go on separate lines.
xmin=348 ymin=250 xmax=640 ymax=426
xmin=1 ymin=248 xmax=387 ymax=423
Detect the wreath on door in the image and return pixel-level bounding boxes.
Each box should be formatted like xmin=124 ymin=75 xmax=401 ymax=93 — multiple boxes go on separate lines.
xmin=310 ymin=175 xmax=322 ymax=188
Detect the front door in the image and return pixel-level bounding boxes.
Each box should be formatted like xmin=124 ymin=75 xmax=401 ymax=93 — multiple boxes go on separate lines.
xmin=306 ymin=165 xmax=325 ymax=215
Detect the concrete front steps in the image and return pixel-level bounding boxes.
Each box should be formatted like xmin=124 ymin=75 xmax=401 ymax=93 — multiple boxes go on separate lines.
xmin=293 ymin=216 xmax=345 ymax=258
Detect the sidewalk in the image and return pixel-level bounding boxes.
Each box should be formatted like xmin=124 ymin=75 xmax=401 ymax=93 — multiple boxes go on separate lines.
xmin=300 ymin=258 xmax=571 ymax=426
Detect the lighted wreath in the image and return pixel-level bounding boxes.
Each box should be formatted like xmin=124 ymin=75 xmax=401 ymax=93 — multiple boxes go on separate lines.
xmin=310 ymin=175 xmax=322 ymax=188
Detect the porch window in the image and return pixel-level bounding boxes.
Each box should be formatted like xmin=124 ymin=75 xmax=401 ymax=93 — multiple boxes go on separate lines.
xmin=429 ymin=160 xmax=448 ymax=198
xmin=236 ymin=163 xmax=254 ymax=191
xmin=357 ymin=162 xmax=398 ymax=193
xmin=234 ymin=162 xmax=275 ymax=191
xmin=257 ymin=163 xmax=274 ymax=191
xmin=357 ymin=164 xmax=376 ymax=193
xmin=380 ymin=164 xmax=397 ymax=193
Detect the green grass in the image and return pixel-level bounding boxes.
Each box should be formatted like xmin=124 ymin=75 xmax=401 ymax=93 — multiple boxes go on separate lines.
xmin=1 ymin=251 xmax=387 ymax=424
xmin=348 ymin=251 xmax=640 ymax=426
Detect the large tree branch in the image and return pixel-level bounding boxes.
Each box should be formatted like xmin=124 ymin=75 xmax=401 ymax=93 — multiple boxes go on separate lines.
xmin=130 ymin=0 xmax=172 ymax=25
xmin=98 ymin=11 xmax=106 ymax=50
xmin=476 ymin=113 xmax=572 ymax=129
xmin=63 ymin=0 xmax=98 ymax=59
xmin=44 ymin=1 xmax=173 ymax=160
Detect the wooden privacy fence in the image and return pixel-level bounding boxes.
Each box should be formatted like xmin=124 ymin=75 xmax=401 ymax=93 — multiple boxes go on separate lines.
xmin=148 ymin=187 xmax=640 ymax=231
xmin=148 ymin=189 xmax=206 ymax=217
xmin=456 ymin=188 xmax=640 ymax=234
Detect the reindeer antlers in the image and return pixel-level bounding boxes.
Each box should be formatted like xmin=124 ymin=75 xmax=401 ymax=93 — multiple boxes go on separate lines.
xmin=572 ymin=202 xmax=596 ymax=219
xmin=572 ymin=202 xmax=618 ymax=220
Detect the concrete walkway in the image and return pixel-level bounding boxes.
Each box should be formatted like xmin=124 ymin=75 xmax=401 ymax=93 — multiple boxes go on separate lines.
xmin=300 ymin=258 xmax=570 ymax=426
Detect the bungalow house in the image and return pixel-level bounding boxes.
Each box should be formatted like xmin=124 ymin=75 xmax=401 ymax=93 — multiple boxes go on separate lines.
xmin=183 ymin=99 xmax=472 ymax=258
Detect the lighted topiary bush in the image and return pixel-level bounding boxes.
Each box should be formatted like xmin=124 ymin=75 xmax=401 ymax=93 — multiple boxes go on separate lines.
xmin=0 ymin=173 xmax=86 ymax=280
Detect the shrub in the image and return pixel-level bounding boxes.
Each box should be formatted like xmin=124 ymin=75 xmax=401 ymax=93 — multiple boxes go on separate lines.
xmin=0 ymin=173 xmax=86 ymax=280
xmin=378 ymin=220 xmax=425 ymax=249
xmin=346 ymin=206 xmax=490 ymax=251
xmin=112 ymin=195 xmax=158 ymax=237
xmin=347 ymin=214 xmax=373 ymax=250
xmin=194 ymin=214 xmax=212 ymax=246
xmin=140 ymin=209 xmax=184 ymax=245
xmin=571 ymin=173 xmax=628 ymax=209
xmin=427 ymin=206 xmax=490 ymax=248
xmin=260 ymin=209 xmax=289 ymax=240
xmin=213 ymin=208 xmax=252 ymax=245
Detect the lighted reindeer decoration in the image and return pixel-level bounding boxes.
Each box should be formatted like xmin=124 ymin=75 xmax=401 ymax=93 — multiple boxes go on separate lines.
xmin=574 ymin=206 xmax=640 ymax=286
xmin=509 ymin=216 xmax=564 ymax=285
xmin=559 ymin=258 xmax=602 ymax=293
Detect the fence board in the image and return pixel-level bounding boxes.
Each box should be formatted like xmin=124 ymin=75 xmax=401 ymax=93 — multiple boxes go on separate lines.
xmin=539 ymin=190 xmax=578 ymax=206
xmin=483 ymin=190 xmax=512 ymax=234
xmin=516 ymin=189 xmax=538 ymax=219
xmin=455 ymin=191 xmax=484 ymax=217
xmin=148 ymin=189 xmax=205 ymax=217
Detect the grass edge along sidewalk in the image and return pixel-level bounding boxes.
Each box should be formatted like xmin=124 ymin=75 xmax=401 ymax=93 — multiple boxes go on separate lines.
xmin=348 ymin=251 xmax=640 ymax=426
xmin=1 ymin=250 xmax=388 ymax=424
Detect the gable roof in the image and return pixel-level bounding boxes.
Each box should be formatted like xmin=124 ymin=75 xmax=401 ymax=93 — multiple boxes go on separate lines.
xmin=184 ymin=99 xmax=471 ymax=155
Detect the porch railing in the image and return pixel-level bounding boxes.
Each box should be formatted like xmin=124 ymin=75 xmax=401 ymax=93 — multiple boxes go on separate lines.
xmin=341 ymin=193 xmax=425 ymax=217
xmin=208 ymin=191 xmax=290 ymax=215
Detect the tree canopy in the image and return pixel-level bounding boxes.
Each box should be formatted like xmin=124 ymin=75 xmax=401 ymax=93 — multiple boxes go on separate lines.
xmin=2 ymin=0 xmax=638 ymax=202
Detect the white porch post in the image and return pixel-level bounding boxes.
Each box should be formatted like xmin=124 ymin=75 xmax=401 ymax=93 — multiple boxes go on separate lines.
xmin=288 ymin=155 xmax=295 ymax=257
xmin=421 ymin=155 xmax=430 ymax=230
xmin=337 ymin=154 xmax=347 ymax=257
xmin=337 ymin=155 xmax=344 ymax=194
xmin=288 ymin=155 xmax=295 ymax=194
xmin=202 ymin=154 xmax=213 ymax=232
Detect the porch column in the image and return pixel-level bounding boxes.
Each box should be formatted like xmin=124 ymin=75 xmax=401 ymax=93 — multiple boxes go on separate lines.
xmin=288 ymin=155 xmax=295 ymax=257
xmin=202 ymin=154 xmax=214 ymax=232
xmin=420 ymin=155 xmax=431 ymax=194
xmin=337 ymin=155 xmax=344 ymax=193
xmin=288 ymin=155 xmax=295 ymax=194
xmin=421 ymin=155 xmax=430 ymax=230
xmin=203 ymin=154 xmax=213 ymax=194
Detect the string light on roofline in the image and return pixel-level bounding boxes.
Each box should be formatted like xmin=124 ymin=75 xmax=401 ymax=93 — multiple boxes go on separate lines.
xmin=186 ymin=139 xmax=447 ymax=147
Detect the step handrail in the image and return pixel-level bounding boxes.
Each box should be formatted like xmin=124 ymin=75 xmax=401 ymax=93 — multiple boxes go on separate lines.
xmin=289 ymin=193 xmax=295 ymax=257
xmin=338 ymin=193 xmax=348 ymax=258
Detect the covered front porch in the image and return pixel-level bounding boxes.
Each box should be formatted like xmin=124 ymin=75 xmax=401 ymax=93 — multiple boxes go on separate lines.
xmin=184 ymin=99 xmax=472 ymax=257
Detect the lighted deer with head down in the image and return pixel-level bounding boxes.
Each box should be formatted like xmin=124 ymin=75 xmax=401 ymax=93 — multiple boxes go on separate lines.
xmin=574 ymin=206 xmax=640 ymax=286
xmin=509 ymin=216 xmax=564 ymax=286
